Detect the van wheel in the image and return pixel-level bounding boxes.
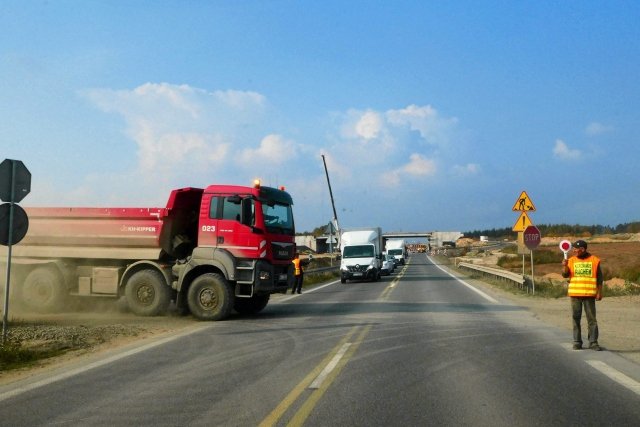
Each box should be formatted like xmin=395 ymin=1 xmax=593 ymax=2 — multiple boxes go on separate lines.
xmin=125 ymin=269 xmax=172 ymax=316
xmin=22 ymin=267 xmax=66 ymax=312
xmin=187 ymin=273 xmax=234 ymax=321
xmin=234 ymin=295 xmax=270 ymax=315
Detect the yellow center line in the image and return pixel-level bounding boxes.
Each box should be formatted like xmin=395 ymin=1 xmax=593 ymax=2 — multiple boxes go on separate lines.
xmin=287 ymin=324 xmax=373 ymax=427
xmin=380 ymin=261 xmax=408 ymax=299
xmin=261 ymin=258 xmax=412 ymax=425
xmin=258 ymin=325 xmax=361 ymax=427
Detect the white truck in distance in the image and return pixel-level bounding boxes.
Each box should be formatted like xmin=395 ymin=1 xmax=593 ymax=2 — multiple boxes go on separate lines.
xmin=386 ymin=239 xmax=407 ymax=265
xmin=340 ymin=227 xmax=383 ymax=283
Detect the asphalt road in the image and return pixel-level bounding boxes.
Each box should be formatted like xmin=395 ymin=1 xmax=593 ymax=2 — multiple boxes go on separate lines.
xmin=0 ymin=255 xmax=639 ymax=426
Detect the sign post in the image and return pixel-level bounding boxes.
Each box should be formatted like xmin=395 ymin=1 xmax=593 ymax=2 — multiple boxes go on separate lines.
xmin=512 ymin=191 xmax=537 ymax=293
xmin=523 ymin=225 xmax=541 ymax=294
xmin=1 ymin=159 xmax=31 ymax=344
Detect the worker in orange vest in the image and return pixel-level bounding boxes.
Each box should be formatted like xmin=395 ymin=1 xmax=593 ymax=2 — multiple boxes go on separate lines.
xmin=562 ymin=240 xmax=603 ymax=351
xmin=291 ymin=251 xmax=312 ymax=294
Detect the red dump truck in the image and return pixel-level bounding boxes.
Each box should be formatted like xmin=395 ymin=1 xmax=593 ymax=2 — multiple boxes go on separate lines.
xmin=2 ymin=181 xmax=296 ymax=320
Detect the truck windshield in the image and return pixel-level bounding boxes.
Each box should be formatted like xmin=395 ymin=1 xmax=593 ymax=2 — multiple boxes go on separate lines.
xmin=343 ymin=245 xmax=374 ymax=258
xmin=262 ymin=202 xmax=294 ymax=235
xmin=388 ymin=249 xmax=403 ymax=256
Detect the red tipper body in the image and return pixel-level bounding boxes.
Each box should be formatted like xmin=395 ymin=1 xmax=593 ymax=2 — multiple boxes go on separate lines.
xmin=4 ymin=183 xmax=296 ymax=320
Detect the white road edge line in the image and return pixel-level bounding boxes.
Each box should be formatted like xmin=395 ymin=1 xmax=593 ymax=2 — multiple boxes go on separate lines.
xmin=0 ymin=324 xmax=212 ymax=403
xmin=586 ymin=360 xmax=640 ymax=396
xmin=279 ymin=279 xmax=341 ymax=301
xmin=308 ymin=342 xmax=352 ymax=389
xmin=427 ymin=255 xmax=499 ymax=304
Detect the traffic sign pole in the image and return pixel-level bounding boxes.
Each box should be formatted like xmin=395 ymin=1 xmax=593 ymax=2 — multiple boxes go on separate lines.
xmin=1 ymin=159 xmax=32 ymax=344
xmin=2 ymin=162 xmax=17 ymax=343
xmin=530 ymin=250 xmax=535 ymax=295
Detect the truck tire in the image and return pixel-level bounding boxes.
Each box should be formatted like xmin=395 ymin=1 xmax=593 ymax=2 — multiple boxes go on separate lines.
xmin=341 ymin=277 xmax=346 ymax=284
xmin=22 ymin=266 xmax=66 ymax=312
xmin=234 ymin=294 xmax=270 ymax=315
xmin=187 ymin=273 xmax=234 ymax=321
xmin=125 ymin=269 xmax=172 ymax=316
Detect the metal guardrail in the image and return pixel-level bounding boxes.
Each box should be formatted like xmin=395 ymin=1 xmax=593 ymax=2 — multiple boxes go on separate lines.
xmin=305 ymin=266 xmax=339 ymax=275
xmin=456 ymin=261 xmax=526 ymax=288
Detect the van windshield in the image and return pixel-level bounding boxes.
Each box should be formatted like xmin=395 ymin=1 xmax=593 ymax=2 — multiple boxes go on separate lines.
xmin=343 ymin=245 xmax=374 ymax=258
xmin=388 ymin=249 xmax=403 ymax=256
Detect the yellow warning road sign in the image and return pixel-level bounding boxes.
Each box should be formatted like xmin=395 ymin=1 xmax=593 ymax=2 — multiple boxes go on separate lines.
xmin=512 ymin=211 xmax=534 ymax=232
xmin=512 ymin=191 xmax=536 ymax=211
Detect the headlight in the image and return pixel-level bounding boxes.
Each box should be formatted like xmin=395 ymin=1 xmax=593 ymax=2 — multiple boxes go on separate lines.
xmin=259 ymin=271 xmax=271 ymax=280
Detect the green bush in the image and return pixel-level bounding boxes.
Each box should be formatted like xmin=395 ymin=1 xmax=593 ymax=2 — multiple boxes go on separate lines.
xmin=497 ymin=249 xmax=562 ymax=269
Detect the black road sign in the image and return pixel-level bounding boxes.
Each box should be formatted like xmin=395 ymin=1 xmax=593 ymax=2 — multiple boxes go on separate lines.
xmin=0 ymin=159 xmax=31 ymax=203
xmin=0 ymin=203 xmax=29 ymax=246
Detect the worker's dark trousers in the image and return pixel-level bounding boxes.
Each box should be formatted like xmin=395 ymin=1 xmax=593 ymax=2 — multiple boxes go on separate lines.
xmin=571 ymin=297 xmax=598 ymax=346
xmin=292 ymin=274 xmax=303 ymax=293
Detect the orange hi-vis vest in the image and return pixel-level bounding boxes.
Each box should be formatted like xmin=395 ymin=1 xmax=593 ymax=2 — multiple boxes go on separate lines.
xmin=567 ymin=254 xmax=600 ymax=297
xmin=292 ymin=258 xmax=301 ymax=276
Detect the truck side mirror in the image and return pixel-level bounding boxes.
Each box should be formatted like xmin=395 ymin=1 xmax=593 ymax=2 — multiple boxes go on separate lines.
xmin=240 ymin=198 xmax=255 ymax=226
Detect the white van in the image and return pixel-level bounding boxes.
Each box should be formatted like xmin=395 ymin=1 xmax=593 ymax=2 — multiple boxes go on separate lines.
xmin=386 ymin=239 xmax=407 ymax=265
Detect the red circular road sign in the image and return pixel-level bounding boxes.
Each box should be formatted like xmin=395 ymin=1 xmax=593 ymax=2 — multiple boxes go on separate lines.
xmin=523 ymin=225 xmax=541 ymax=250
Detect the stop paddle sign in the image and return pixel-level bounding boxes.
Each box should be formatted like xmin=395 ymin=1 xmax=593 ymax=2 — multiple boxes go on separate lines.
xmin=523 ymin=225 xmax=541 ymax=250
xmin=559 ymin=240 xmax=572 ymax=259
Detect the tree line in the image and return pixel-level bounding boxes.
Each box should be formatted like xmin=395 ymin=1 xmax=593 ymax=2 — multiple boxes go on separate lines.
xmin=465 ymin=221 xmax=640 ymax=240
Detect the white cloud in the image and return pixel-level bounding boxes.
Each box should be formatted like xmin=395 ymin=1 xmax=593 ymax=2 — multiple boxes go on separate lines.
xmin=329 ymin=104 xmax=461 ymax=191
xmin=585 ymin=121 xmax=613 ymax=136
xmin=385 ymin=104 xmax=458 ymax=146
xmin=355 ymin=110 xmax=383 ymax=140
xmin=553 ymin=139 xmax=582 ymax=160
xmin=380 ymin=154 xmax=437 ymax=188
xmin=238 ymin=134 xmax=297 ymax=166
xmin=402 ymin=153 xmax=437 ymax=176
xmin=83 ymin=83 xmax=271 ymax=189
xmin=452 ymin=163 xmax=481 ymax=176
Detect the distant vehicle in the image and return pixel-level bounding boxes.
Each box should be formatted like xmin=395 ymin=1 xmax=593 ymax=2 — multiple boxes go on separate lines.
xmin=442 ymin=241 xmax=457 ymax=248
xmin=340 ymin=227 xmax=383 ymax=283
xmin=381 ymin=253 xmax=395 ymax=275
xmin=386 ymin=239 xmax=407 ymax=265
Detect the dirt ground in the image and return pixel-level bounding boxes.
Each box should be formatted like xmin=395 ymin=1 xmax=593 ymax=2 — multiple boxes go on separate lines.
xmin=1 ymin=238 xmax=638 ymax=386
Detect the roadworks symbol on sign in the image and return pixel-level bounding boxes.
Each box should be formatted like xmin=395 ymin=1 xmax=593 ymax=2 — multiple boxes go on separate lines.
xmin=512 ymin=191 xmax=536 ymax=212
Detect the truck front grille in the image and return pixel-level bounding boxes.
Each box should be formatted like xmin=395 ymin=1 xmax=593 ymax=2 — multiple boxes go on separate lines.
xmin=271 ymin=241 xmax=294 ymax=260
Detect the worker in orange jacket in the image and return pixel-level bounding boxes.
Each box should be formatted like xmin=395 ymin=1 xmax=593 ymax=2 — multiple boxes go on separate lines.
xmin=291 ymin=251 xmax=312 ymax=294
xmin=562 ymin=240 xmax=603 ymax=351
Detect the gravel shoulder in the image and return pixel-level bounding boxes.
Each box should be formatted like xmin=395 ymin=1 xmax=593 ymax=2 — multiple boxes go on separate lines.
xmin=0 ymin=310 xmax=199 ymax=386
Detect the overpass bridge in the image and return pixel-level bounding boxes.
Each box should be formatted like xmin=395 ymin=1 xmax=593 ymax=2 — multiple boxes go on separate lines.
xmin=297 ymin=231 xmax=464 ymax=254
xmin=382 ymin=231 xmax=464 ymax=248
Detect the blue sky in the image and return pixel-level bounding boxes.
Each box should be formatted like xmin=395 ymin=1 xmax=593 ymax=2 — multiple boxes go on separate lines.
xmin=2 ymin=1 xmax=639 ymax=234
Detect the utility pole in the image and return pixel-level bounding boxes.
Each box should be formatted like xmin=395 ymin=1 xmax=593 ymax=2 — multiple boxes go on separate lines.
xmin=321 ymin=155 xmax=340 ymax=253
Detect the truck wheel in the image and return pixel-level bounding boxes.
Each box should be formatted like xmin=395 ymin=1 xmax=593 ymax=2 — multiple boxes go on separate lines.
xmin=22 ymin=267 xmax=66 ymax=312
xmin=341 ymin=277 xmax=346 ymax=284
xmin=125 ymin=270 xmax=172 ymax=316
xmin=234 ymin=295 xmax=270 ymax=315
xmin=187 ymin=273 xmax=234 ymax=321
